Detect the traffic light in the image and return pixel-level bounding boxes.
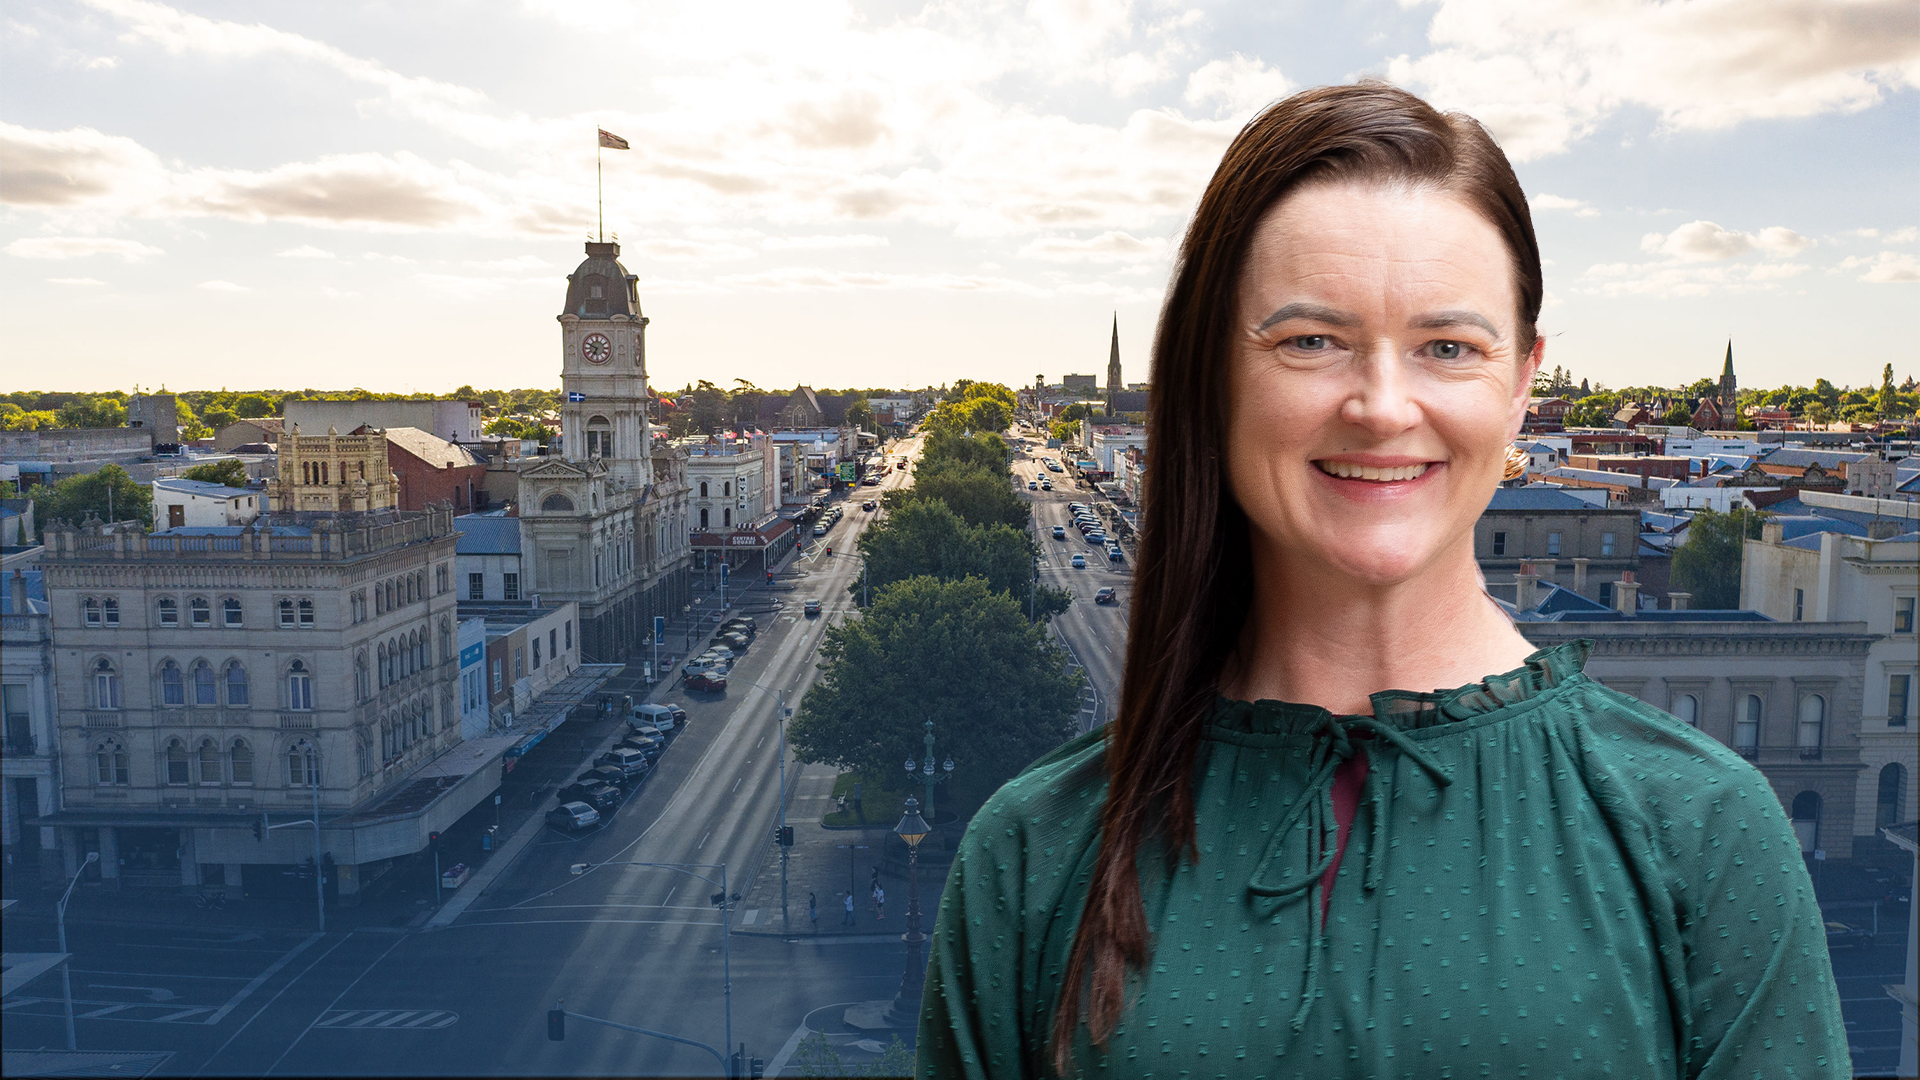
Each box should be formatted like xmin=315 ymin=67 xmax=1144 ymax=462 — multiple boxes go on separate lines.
xmin=428 ymin=831 xmax=440 ymax=850
xmin=750 ymin=1056 xmax=765 ymax=1078
xmin=547 ymin=1008 xmax=565 ymax=1041
xmin=252 ymin=815 xmax=264 ymax=841
xmin=776 ymin=826 xmax=794 ymax=847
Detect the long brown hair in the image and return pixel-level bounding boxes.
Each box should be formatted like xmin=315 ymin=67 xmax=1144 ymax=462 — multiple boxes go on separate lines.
xmin=1048 ymin=81 xmax=1544 ymax=1073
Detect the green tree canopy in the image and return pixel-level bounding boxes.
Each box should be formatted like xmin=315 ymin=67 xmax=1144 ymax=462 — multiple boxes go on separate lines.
xmin=179 ymin=458 xmax=251 ymax=488
xmin=788 ymin=575 xmax=1082 ymax=819
xmin=855 ymin=498 xmax=1070 ymax=619
xmin=919 ymin=429 xmax=1010 ymax=473
xmin=30 ymin=464 xmax=154 ymax=529
xmin=889 ymin=460 xmax=1027 ymax=530
xmin=1670 ymin=507 xmax=1767 ymax=610
xmin=55 ymin=396 xmax=127 ymax=429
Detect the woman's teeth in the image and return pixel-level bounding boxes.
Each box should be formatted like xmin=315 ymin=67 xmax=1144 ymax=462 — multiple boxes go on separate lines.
xmin=1316 ymin=461 xmax=1430 ymax=482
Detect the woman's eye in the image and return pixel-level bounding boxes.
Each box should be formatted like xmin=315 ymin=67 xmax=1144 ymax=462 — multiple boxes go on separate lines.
xmin=1288 ymin=335 xmax=1331 ymax=351
xmin=1427 ymin=340 xmax=1472 ymax=361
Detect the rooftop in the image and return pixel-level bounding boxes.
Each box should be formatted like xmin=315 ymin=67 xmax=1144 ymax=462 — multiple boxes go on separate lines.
xmin=453 ymin=514 xmax=521 ymax=555
xmin=152 ymin=477 xmax=254 ymax=499
xmin=1486 ymin=487 xmax=1622 ymax=512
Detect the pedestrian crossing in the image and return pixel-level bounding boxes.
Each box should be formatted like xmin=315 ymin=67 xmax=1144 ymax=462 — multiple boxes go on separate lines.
xmin=314 ymin=1008 xmax=460 ymax=1030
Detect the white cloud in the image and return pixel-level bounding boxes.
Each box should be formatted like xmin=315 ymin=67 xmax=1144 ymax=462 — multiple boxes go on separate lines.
xmin=1017 ymin=231 xmax=1168 ymax=264
xmin=714 ymin=266 xmax=1043 ymax=294
xmin=4 ymin=236 xmax=163 ymax=260
xmin=760 ymin=234 xmax=890 ymax=251
xmin=1579 ymin=258 xmax=1811 ymax=297
xmin=196 ymin=279 xmax=247 ymax=291
xmin=1530 ymin=193 xmax=1598 ymax=217
xmin=1388 ymin=0 xmax=1920 ymax=159
xmin=276 ymin=244 xmax=337 ymax=259
xmin=1839 ymin=251 xmax=1920 ymax=283
xmin=1887 ymin=226 xmax=1919 ymax=244
xmin=1639 ymin=221 xmax=1810 ymax=262
xmin=46 ymin=276 xmax=106 ymax=286
xmin=1182 ymin=54 xmax=1292 ymax=120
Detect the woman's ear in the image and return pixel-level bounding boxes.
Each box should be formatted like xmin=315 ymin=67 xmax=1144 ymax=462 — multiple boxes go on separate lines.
xmin=1507 ymin=337 xmax=1545 ymax=442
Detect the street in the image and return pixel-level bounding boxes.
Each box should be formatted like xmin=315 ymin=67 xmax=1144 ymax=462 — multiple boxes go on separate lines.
xmin=2 ymin=437 xmax=929 ymax=1077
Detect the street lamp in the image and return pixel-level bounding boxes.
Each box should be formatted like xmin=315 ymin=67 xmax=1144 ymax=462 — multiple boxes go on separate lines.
xmin=883 ymin=797 xmax=931 ymax=1027
xmin=903 ymin=718 xmax=955 ymax=822
xmin=57 ymin=850 xmax=99 ymax=1050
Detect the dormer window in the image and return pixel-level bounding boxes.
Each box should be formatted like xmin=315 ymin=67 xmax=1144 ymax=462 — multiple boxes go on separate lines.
xmin=590 ymin=284 xmax=604 ymax=299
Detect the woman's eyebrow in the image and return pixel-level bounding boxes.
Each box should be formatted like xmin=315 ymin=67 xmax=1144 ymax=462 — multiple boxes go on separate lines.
xmin=1256 ymin=302 xmax=1359 ymax=331
xmin=1411 ymin=309 xmax=1501 ymax=340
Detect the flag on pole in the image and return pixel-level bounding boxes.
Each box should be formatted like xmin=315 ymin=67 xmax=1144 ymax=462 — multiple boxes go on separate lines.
xmin=598 ymin=129 xmax=630 ymax=150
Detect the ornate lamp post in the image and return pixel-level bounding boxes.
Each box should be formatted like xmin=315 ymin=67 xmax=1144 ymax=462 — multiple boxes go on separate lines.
xmin=903 ymin=718 xmax=955 ymax=822
xmin=883 ymin=797 xmax=931 ymax=1027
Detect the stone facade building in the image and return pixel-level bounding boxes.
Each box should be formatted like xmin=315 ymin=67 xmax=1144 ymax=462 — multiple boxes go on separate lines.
xmin=513 ymin=240 xmax=691 ymax=663
xmin=1478 ymin=488 xmax=1642 ymax=603
xmin=267 ymin=428 xmax=399 ymax=513
xmin=3 ymin=568 xmax=60 ymax=883
xmin=37 ymin=509 xmax=469 ymax=899
xmin=1523 ymin=619 xmax=1877 ymax=860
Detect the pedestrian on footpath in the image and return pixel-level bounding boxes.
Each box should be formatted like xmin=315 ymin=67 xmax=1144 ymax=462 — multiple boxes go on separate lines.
xmin=809 ymin=892 xmax=818 ymax=933
xmin=843 ymin=891 xmax=855 ymax=926
xmin=873 ymin=883 xmax=886 ymax=921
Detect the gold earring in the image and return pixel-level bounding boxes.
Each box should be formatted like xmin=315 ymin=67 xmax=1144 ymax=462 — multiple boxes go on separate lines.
xmin=1503 ymin=444 xmax=1529 ymax=482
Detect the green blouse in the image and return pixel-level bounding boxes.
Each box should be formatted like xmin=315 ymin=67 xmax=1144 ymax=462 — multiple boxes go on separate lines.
xmin=917 ymin=642 xmax=1846 ymax=1078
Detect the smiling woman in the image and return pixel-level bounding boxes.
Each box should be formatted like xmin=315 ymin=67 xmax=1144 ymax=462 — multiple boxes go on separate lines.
xmin=917 ymin=83 xmax=1845 ymax=1079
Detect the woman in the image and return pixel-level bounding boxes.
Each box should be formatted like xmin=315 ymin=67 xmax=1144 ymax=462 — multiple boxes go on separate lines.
xmin=917 ymin=83 xmax=1844 ymax=1078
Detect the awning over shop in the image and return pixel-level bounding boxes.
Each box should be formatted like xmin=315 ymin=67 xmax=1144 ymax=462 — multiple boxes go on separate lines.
xmin=503 ymin=662 xmax=624 ymax=759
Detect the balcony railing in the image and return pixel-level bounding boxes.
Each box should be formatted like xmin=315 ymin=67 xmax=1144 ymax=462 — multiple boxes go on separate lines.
xmin=1798 ymin=746 xmax=1823 ymax=761
xmin=1736 ymin=744 xmax=1759 ymax=760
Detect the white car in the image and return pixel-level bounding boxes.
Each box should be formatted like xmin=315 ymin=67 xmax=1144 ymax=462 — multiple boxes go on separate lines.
xmin=630 ymin=703 xmax=676 ymax=736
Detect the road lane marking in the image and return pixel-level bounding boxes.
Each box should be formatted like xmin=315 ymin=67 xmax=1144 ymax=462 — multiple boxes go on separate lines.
xmin=699 ymin=829 xmax=711 ymax=848
xmin=206 ymin=931 xmax=324 ymax=1025
xmin=732 ymin=777 xmax=742 ymax=792
xmin=313 ymin=1008 xmax=459 ymax=1030
xmin=261 ymin=932 xmax=410 ymax=1076
xmin=191 ymin=933 xmax=354 ymax=1077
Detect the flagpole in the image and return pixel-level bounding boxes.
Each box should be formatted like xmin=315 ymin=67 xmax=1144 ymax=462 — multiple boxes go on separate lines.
xmin=597 ymin=137 xmax=604 ymax=243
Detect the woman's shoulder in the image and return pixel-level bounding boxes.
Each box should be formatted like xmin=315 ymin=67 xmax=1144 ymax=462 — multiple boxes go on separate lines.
xmin=960 ymin=727 xmax=1111 ymax=857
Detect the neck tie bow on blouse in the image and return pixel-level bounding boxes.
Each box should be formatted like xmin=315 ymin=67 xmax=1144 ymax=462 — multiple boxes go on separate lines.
xmin=1245 ymin=711 xmax=1454 ymax=1033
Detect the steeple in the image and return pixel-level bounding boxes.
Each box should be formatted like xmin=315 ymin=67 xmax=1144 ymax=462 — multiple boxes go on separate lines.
xmin=1106 ymin=313 xmax=1122 ymax=414
xmin=1719 ymin=339 xmax=1736 ymax=406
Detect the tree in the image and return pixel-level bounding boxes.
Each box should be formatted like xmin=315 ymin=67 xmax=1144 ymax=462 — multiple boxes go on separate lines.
xmin=891 ymin=461 xmax=1028 ymax=530
xmin=1670 ymin=507 xmax=1766 ymax=610
xmin=1878 ymin=364 xmax=1897 ymax=417
xmin=1661 ymin=402 xmax=1692 ymax=427
xmin=844 ymin=398 xmax=875 ymax=433
xmin=919 ymin=429 xmax=1010 ymax=474
xmin=175 ymin=400 xmax=212 ymax=441
xmin=855 ymin=498 xmax=1071 ymax=620
xmin=789 ymin=576 xmax=1082 ymax=819
xmin=55 ymin=396 xmax=127 ymax=429
xmin=29 ymin=464 xmax=154 ymax=529
xmin=180 ymin=458 xmax=251 ymax=488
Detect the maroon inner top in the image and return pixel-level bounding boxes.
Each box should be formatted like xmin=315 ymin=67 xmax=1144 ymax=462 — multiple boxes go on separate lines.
xmin=1320 ymin=745 xmax=1370 ymax=923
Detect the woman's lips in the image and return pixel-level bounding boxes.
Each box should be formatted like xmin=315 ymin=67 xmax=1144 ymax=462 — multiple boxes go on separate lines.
xmin=1313 ymin=460 xmax=1433 ymax=482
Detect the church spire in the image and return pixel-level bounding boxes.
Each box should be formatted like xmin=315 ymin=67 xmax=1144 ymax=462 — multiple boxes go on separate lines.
xmin=1106 ymin=313 xmax=1122 ymax=413
xmin=1719 ymin=339 xmax=1736 ymax=406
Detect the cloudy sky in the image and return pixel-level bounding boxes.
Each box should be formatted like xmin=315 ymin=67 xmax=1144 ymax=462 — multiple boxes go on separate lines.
xmin=3 ymin=0 xmax=1915 ymax=396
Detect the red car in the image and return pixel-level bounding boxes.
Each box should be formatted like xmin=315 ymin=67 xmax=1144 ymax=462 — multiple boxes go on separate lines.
xmin=686 ymin=672 xmax=727 ymax=693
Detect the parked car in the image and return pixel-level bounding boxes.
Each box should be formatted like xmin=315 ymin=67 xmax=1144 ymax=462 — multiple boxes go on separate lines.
xmin=687 ymin=671 xmax=728 ymax=693
xmin=1028 ymin=481 xmax=1038 ymax=490
xmin=1108 ymin=545 xmax=1124 ymax=562
xmin=1086 ymin=530 xmax=1106 ymax=545
xmin=1068 ymin=503 xmax=1086 ymax=512
xmin=1071 ymin=554 xmax=1087 ymax=569
xmin=812 ymin=523 xmax=828 ymax=537
xmin=1824 ymin=920 xmax=1876 ymax=948
xmin=717 ymin=631 xmax=750 ymax=653
xmin=662 ymin=702 xmax=687 ymax=725
xmin=1094 ymin=587 xmax=1118 ymax=605
xmin=1041 ymin=480 xmax=1053 ymax=490
xmin=722 ymin=615 xmax=757 ymax=634
xmin=547 ymin=801 xmax=601 ymax=832
xmin=557 ymin=781 xmax=621 ymax=811
xmin=1051 ymin=525 xmax=1067 ymax=540
xmin=579 ymin=765 xmax=630 ymax=790
xmin=804 ymin=598 xmax=823 ymax=617
xmin=597 ymin=747 xmax=652 ymax=779
xmin=630 ymin=703 xmax=676 ymax=736
xmin=616 ymin=734 xmax=663 ymax=760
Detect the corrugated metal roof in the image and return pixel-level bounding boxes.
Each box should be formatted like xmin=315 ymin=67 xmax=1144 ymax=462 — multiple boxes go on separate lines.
xmin=453 ymin=514 xmax=521 ymax=554
xmin=1486 ymin=487 xmax=1613 ymax=511
xmin=152 ymin=478 xmax=253 ymax=498
xmin=1759 ymin=447 xmax=1871 ymax=469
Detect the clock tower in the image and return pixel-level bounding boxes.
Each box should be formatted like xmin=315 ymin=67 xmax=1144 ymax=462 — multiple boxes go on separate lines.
xmin=557 ymin=240 xmax=651 ymax=490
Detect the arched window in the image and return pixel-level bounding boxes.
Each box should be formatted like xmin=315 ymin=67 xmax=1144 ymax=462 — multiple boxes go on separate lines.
xmin=230 ymin=739 xmax=254 ymax=785
xmin=287 ymin=660 xmax=313 ymax=711
xmin=699 ymin=481 xmax=709 ymax=498
xmin=415 ymin=630 xmax=427 ymax=671
xmin=279 ymin=598 xmax=296 ymax=627
xmin=1735 ymin=694 xmax=1762 ymax=754
xmin=1670 ymin=693 xmax=1698 ymax=727
xmin=406 ymin=576 xmax=416 ymax=604
xmin=386 ymin=581 xmax=396 ymax=609
xmin=223 ymin=597 xmax=243 ymax=626
xmin=287 ymin=744 xmax=318 ymax=787
xmin=102 ymin=597 xmax=119 ymax=626
xmin=160 ymin=661 xmax=186 ymax=706
xmin=192 ymin=660 xmax=218 ymax=706
xmin=198 ymin=739 xmax=222 ymax=785
xmin=700 ymin=508 xmax=710 ymax=529
xmin=93 ymin=659 xmax=121 ymax=710
xmin=225 ymin=661 xmax=249 ymax=706
xmin=298 ymin=598 xmax=314 ymax=627
xmin=436 ymin=564 xmax=448 ymax=594
xmin=357 ymin=731 xmax=372 ymax=777
xmin=376 ymin=643 xmax=388 ymax=688
xmin=439 ymin=620 xmax=452 ymax=665
xmin=189 ymin=597 xmax=211 ymax=627
xmin=1789 ymin=790 xmax=1821 ymax=852
xmin=541 ymin=492 xmax=575 ymax=513
xmin=723 ymin=481 xmax=731 ymax=497
xmin=157 ymin=597 xmax=178 ymax=626
xmin=84 ymin=597 xmax=101 ymax=626
xmin=586 ymin=416 xmax=613 ymax=459
xmin=723 ymin=508 xmax=732 ymax=527
xmin=165 ymin=739 xmax=190 ymax=785
xmin=355 ymin=652 xmax=370 ymax=701
xmin=95 ymin=739 xmax=129 ymax=785
xmin=1877 ymin=763 xmax=1907 ymax=829
xmin=1797 ymin=695 xmax=1825 ymax=758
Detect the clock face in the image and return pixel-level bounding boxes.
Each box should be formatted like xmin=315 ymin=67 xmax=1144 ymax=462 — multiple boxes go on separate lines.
xmin=581 ymin=333 xmax=613 ymax=364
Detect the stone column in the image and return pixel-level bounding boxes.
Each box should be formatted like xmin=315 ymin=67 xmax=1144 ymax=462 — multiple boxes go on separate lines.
xmin=98 ymin=826 xmax=120 ymax=886
xmin=1572 ymin=557 xmax=1590 ymax=598
xmin=1614 ymin=571 xmax=1640 ymax=616
xmin=179 ymin=828 xmax=199 ymax=886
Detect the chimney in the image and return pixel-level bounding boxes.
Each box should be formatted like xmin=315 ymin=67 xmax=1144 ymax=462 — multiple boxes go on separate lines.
xmin=1571 ymin=557 xmax=1590 ymax=597
xmin=1614 ymin=571 xmax=1639 ymax=616
xmin=1867 ymin=520 xmax=1903 ymax=540
xmin=9 ymin=569 xmax=26 ymax=614
xmin=1514 ymin=561 xmax=1540 ymax=612
xmin=1667 ymin=591 xmax=1691 ymax=611
xmin=1761 ymin=521 xmax=1785 ymax=545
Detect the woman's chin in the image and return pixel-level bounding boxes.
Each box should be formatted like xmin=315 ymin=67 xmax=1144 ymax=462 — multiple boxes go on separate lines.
xmin=1308 ymin=540 xmax=1439 ymax=589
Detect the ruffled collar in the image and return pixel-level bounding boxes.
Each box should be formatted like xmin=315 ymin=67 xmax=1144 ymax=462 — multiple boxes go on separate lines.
xmin=1210 ymin=639 xmax=1592 ymax=739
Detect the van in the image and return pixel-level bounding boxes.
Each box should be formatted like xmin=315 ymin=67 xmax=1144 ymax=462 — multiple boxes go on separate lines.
xmin=630 ymin=703 xmax=676 ymax=736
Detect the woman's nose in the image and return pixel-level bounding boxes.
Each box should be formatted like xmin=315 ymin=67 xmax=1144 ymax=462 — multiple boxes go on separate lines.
xmin=1336 ymin=345 xmax=1421 ymax=437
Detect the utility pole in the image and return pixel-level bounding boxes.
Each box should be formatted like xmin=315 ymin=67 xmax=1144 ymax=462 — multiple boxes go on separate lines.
xmin=310 ymin=744 xmax=325 ymax=933
xmin=57 ymin=851 xmax=99 ymax=1051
